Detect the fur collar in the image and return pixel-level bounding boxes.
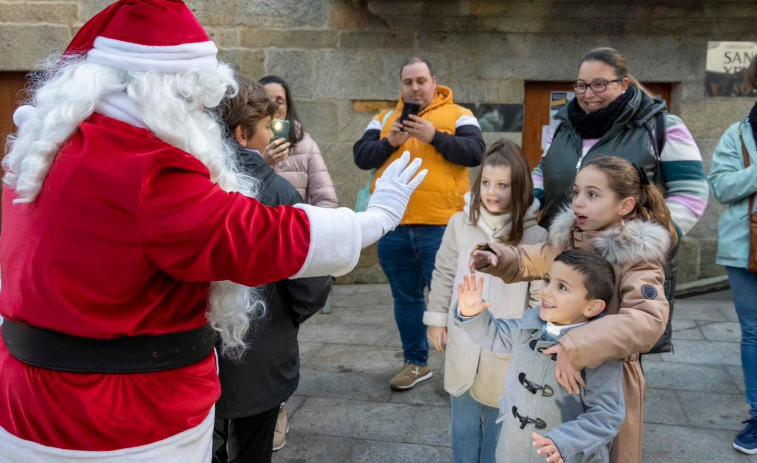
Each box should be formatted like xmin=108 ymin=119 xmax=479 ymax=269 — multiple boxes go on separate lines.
xmin=547 ymin=207 xmax=671 ymax=265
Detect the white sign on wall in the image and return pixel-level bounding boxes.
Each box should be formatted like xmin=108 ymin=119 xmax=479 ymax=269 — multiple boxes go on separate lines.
xmin=706 ymin=41 xmax=757 ymax=97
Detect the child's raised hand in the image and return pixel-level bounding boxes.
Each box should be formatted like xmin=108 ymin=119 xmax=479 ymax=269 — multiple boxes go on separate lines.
xmin=532 ymin=433 xmax=564 ymax=463
xmin=457 ymin=272 xmax=491 ymax=317
xmin=469 ymin=250 xmax=498 ymax=272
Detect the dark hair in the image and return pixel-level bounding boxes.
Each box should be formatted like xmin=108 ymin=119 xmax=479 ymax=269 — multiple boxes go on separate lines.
xmin=399 ymin=57 xmax=435 ymax=79
xmin=580 ymin=156 xmax=678 ymax=247
xmin=469 ymin=139 xmax=534 ymax=245
xmin=580 ymin=47 xmax=653 ymax=98
xmin=748 ymin=54 xmax=757 ymax=90
xmin=554 ymin=250 xmax=615 ymax=305
xmin=216 ymin=75 xmax=276 ymax=142
xmin=258 ymin=75 xmax=304 ymax=146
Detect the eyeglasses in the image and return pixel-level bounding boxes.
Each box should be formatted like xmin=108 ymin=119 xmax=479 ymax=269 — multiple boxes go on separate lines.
xmin=572 ymin=79 xmax=623 ymax=94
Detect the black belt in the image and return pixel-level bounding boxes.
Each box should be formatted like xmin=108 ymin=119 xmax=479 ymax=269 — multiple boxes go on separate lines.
xmin=1 ymin=319 xmax=214 ymax=373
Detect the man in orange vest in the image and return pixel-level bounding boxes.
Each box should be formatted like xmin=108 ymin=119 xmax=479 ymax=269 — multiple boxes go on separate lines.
xmin=354 ymin=57 xmax=485 ymax=390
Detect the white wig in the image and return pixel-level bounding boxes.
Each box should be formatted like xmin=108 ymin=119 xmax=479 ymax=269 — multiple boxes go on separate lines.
xmin=4 ymin=56 xmax=263 ymax=357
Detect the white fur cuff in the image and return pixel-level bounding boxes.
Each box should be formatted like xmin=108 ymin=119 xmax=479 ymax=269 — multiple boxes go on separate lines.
xmin=291 ymin=205 xmax=362 ymax=278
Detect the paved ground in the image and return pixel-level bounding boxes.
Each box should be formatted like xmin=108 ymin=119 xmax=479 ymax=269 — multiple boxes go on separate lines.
xmin=272 ymin=285 xmax=753 ymax=463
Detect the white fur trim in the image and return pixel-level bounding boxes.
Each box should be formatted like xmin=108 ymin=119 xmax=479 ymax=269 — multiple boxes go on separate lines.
xmin=547 ymin=207 xmax=671 ymax=265
xmin=86 ymin=37 xmax=218 ymax=73
xmin=291 ymin=205 xmax=361 ymax=278
xmin=94 ymin=92 xmax=147 ymax=129
xmin=0 ymin=407 xmax=214 ymax=462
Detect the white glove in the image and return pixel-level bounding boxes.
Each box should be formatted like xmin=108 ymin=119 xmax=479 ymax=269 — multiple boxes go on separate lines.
xmin=357 ymin=151 xmax=427 ymax=248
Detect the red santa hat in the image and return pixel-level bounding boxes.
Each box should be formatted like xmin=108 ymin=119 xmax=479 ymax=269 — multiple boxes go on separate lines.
xmin=67 ymin=0 xmax=218 ymax=74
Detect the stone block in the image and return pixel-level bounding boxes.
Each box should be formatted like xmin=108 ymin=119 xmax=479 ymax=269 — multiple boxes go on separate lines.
xmin=295 ymin=100 xmax=338 ymax=140
xmin=675 ymin=298 xmax=729 ymax=321
xmin=644 ymin=388 xmax=690 ymax=426
xmin=0 ymin=2 xmax=78 ymax=23
xmin=271 ymin=432 xmax=352 ymax=462
xmin=298 ymin=321 xmax=394 ymax=346
xmin=699 ymin=321 xmax=741 ymax=343
xmin=337 ymin=100 xmax=377 ymax=142
xmin=0 ymin=25 xmax=70 ymax=70
xmin=185 ymin=0 xmax=239 ymax=27
xmin=295 ymin=369 xmax=393 ymax=402
xmin=676 ymin=236 xmax=701 ymax=284
xmin=678 ymin=390 xmax=750 ymax=430
xmin=290 ymin=397 xmax=450 ymax=446
xmin=239 ymin=0 xmax=328 ymax=28
xmin=644 ymin=362 xmax=741 ymax=394
xmin=725 ymin=365 xmax=746 ymax=395
xmin=310 ymin=50 xmax=392 ymax=100
xmin=217 ymin=48 xmax=265 ymax=79
xmin=643 ymin=423 xmax=750 ymax=463
xmin=671 ymin=319 xmax=704 ymax=340
xmin=679 ymin=99 xmax=754 ymax=140
xmin=309 ymin=305 xmax=394 ymax=325
xmin=338 ymin=31 xmax=416 ymax=49
xmin=661 ymin=339 xmax=740 ymax=366
xmin=204 ymin=27 xmax=239 ymax=47
xmin=698 ymin=238 xmax=726 ymax=279
xmin=350 ymin=440 xmax=452 ymax=463
xmin=307 ymin=344 xmax=398 ymax=372
xmin=240 ymin=29 xmax=338 ymax=49
xmin=80 ymin=0 xmax=114 ymax=22
xmin=264 ymin=49 xmax=315 ymax=99
xmin=329 ymin=0 xmax=388 ymax=30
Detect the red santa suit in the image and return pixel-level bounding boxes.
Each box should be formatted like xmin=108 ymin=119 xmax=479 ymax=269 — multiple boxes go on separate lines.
xmin=0 ymin=1 xmax=393 ymax=461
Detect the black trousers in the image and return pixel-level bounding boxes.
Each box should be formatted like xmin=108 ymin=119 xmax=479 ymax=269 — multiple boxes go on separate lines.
xmin=213 ymin=405 xmax=280 ymax=463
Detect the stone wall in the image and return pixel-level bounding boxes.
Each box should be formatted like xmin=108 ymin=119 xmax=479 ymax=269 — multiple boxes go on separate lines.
xmin=2 ymin=0 xmax=756 ymax=283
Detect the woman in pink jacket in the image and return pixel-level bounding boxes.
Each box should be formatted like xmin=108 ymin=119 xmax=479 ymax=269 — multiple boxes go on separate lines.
xmin=260 ymin=75 xmax=338 ymax=208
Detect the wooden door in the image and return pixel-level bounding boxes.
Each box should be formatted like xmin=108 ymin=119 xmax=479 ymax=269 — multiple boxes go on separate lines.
xmin=1 ymin=72 xmax=29 ymax=153
xmin=522 ymin=81 xmax=672 ymax=169
xmin=0 ymin=72 xmax=30 ymax=225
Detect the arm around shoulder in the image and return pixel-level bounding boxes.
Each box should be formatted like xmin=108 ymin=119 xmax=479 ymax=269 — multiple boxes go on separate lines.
xmin=560 ymin=260 xmax=667 ymax=370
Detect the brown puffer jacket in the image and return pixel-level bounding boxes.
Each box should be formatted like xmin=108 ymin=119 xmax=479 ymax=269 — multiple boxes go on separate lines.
xmin=273 ymin=127 xmax=338 ymax=208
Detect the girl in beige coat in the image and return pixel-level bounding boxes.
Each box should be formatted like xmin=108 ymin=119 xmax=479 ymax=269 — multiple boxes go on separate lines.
xmin=424 ymin=140 xmax=548 ymax=463
xmin=470 ymin=156 xmax=674 ymax=463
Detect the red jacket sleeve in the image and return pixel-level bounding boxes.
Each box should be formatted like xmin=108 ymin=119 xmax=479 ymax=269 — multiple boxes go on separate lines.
xmin=138 ymin=149 xmax=311 ymax=287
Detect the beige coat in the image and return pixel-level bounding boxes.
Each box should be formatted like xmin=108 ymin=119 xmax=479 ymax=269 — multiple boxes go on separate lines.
xmin=424 ymin=199 xmax=548 ymax=407
xmin=274 ymin=130 xmax=338 ymax=208
xmin=477 ymin=208 xmax=670 ymax=463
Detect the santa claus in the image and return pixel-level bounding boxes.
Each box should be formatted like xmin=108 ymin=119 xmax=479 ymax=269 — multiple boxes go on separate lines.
xmin=0 ymin=1 xmax=426 ymax=461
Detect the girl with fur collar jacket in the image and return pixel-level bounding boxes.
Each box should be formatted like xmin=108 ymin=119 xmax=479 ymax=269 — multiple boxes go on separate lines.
xmin=470 ymin=157 xmax=673 ymax=463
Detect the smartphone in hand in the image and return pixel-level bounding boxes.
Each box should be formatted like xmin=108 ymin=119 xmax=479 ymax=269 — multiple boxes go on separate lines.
xmin=271 ymin=119 xmax=290 ymax=142
xmin=398 ymin=102 xmax=421 ymax=129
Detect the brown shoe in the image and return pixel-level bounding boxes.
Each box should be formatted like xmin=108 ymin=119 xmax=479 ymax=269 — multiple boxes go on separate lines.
xmin=272 ymin=403 xmax=288 ymax=451
xmin=389 ymin=362 xmax=432 ymax=391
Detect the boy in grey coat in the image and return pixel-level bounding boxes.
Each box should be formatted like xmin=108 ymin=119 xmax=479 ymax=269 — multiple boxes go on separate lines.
xmin=456 ymin=250 xmax=625 ymax=463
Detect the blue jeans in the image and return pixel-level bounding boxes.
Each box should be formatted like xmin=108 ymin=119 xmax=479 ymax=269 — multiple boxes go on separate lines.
xmin=378 ymin=224 xmax=445 ymax=366
xmin=727 ymin=266 xmax=757 ymax=418
xmin=450 ymin=391 xmax=502 ymax=463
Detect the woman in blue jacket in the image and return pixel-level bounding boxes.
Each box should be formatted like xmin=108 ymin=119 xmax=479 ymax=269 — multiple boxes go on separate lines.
xmin=708 ymin=55 xmax=757 ymax=456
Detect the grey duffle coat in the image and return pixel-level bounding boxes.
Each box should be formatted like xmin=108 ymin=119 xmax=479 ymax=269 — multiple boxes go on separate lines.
xmin=456 ymin=308 xmax=625 ymax=463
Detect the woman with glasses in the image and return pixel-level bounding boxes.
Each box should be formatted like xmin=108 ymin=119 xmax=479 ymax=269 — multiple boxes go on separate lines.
xmin=259 ymin=75 xmax=338 ymax=208
xmin=530 ymin=48 xmax=708 ymax=463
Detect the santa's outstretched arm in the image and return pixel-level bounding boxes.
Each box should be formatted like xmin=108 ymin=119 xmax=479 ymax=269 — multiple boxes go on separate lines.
xmin=290 ymin=151 xmax=426 ymax=278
